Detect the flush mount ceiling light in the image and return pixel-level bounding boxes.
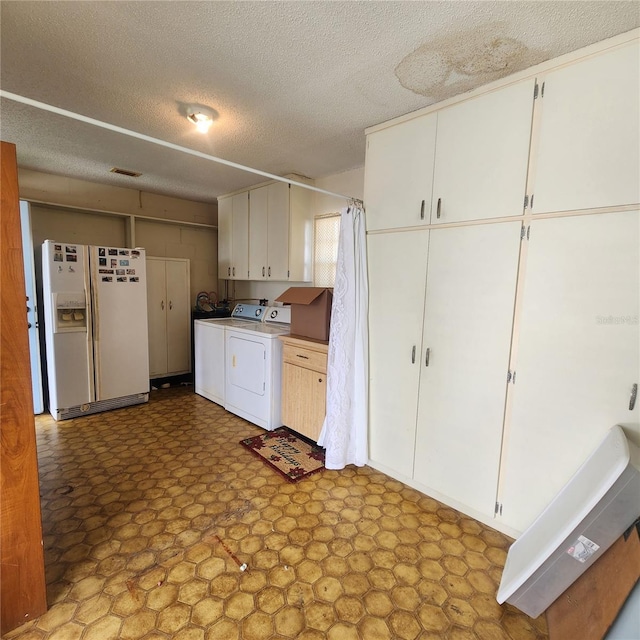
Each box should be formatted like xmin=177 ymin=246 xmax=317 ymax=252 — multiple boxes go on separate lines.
xmin=186 ymin=107 xmax=216 ymax=133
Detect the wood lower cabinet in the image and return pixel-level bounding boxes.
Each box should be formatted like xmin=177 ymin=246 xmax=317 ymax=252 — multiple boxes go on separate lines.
xmin=280 ymin=336 xmax=328 ymax=442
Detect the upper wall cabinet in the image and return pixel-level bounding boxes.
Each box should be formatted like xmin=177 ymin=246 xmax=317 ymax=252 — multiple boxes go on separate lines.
xmin=218 ymin=192 xmax=249 ymax=280
xmin=430 ymin=80 xmax=535 ymax=224
xmin=249 ymin=182 xmax=313 ymax=282
xmin=364 ymin=113 xmax=437 ymax=231
xmin=531 ymin=42 xmax=640 ymax=213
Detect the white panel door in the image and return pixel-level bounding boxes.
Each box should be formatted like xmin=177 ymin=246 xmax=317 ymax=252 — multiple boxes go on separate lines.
xmin=166 ymin=259 xmax=190 ymax=374
xmin=367 ymin=230 xmax=430 ymax=477
xmin=231 ymin=192 xmax=249 ymax=280
xmin=413 ymin=222 xmax=522 ymax=517
xmin=498 ymin=212 xmax=640 ymax=533
xmin=532 ymin=43 xmax=640 ymax=213
xmin=364 ymin=113 xmax=437 ymax=231
xmin=218 ymin=196 xmax=232 ymax=279
xmin=431 ymin=80 xmax=535 ymax=224
xmin=249 ymin=185 xmax=268 ymax=280
xmin=146 ymin=258 xmax=168 ymax=377
xmin=267 ymin=182 xmax=290 ymax=280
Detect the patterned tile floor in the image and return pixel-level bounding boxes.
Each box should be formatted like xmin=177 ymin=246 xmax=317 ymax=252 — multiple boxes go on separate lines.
xmin=5 ymin=387 xmax=548 ymax=640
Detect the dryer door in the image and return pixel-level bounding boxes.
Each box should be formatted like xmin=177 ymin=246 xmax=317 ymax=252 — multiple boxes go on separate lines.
xmin=227 ymin=335 xmax=266 ymax=395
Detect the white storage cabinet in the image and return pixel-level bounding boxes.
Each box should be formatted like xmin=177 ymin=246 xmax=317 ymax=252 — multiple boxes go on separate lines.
xmin=146 ymin=257 xmax=191 ymax=378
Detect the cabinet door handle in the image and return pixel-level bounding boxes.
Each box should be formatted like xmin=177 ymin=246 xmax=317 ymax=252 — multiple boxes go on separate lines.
xmin=161 ymin=300 xmax=165 ymax=311
xmin=268 ymin=266 xmax=271 ymax=277
xmin=232 ymin=267 xmax=235 ymax=276
xmin=228 ymin=267 xmax=231 ymax=277
xmin=630 ymin=383 xmax=638 ymax=411
xmin=262 ymin=266 xmax=265 ymax=277
xmin=411 ymin=346 xmax=416 ymax=364
xmin=318 ymin=378 xmax=323 ymax=383
xmin=296 ymin=354 xmax=309 ymax=360
xmin=425 ymin=348 xmax=430 ymax=367
xmin=436 ymin=198 xmax=442 ymax=219
xmin=169 ymin=301 xmax=173 ymax=311
xmin=420 ymin=200 xmax=425 ymax=220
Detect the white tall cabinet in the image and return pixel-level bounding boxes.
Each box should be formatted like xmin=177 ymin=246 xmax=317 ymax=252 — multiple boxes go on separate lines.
xmin=147 ymin=257 xmax=191 ymax=378
xmin=365 ymin=32 xmax=640 ymax=535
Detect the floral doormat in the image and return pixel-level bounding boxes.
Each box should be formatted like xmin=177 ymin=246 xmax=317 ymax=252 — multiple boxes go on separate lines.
xmin=240 ymin=427 xmax=325 ymax=482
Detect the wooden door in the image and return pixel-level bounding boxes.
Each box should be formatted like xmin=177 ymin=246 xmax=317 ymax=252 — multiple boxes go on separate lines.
xmin=1 ymin=141 xmax=47 ymax=634
xmin=532 ymin=42 xmax=640 ymax=214
xmin=231 ymin=192 xmax=249 ymax=280
xmin=364 ymin=113 xmax=437 ymax=231
xmin=430 ymin=80 xmax=534 ymax=224
xmin=217 ymin=196 xmax=232 ymax=279
xmin=413 ymin=222 xmax=522 ymax=518
xmin=498 ymin=212 xmax=640 ymax=533
xmin=165 ymin=259 xmax=190 ymax=374
xmin=367 ymin=230 xmax=430 ymax=478
xmin=248 ymin=185 xmax=268 ymax=280
xmin=267 ymin=182 xmax=290 ymax=280
xmin=146 ymin=258 xmax=168 ymax=377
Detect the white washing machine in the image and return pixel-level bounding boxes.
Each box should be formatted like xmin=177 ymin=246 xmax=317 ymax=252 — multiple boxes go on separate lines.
xmin=225 ymin=306 xmax=291 ymax=430
xmin=194 ymin=304 xmax=267 ymax=406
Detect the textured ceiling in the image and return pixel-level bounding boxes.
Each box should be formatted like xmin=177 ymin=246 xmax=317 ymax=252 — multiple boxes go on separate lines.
xmin=1 ymin=1 xmax=638 ymax=204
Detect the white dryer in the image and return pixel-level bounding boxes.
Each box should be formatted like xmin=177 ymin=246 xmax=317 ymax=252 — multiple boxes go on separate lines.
xmin=194 ymin=304 xmax=267 ymax=406
xmin=225 ymin=306 xmax=291 ymax=430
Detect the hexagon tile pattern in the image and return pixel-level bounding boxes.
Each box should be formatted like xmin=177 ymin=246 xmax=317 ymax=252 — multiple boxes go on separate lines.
xmin=5 ymin=387 xmax=548 ymax=640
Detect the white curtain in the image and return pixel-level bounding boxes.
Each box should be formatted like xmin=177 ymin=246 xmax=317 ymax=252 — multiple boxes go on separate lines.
xmin=318 ymin=204 xmax=369 ymax=469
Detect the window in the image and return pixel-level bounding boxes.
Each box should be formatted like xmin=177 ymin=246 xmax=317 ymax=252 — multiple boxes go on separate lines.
xmin=313 ymin=213 xmax=341 ymax=287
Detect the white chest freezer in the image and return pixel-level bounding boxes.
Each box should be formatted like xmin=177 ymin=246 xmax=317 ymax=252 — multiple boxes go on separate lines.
xmin=497 ymin=424 xmax=640 ymax=619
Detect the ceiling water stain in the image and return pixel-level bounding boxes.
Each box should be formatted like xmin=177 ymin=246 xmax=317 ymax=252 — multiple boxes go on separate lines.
xmin=395 ymin=22 xmax=548 ymax=103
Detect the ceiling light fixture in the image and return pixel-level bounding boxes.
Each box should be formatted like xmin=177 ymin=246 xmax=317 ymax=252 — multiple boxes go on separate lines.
xmin=187 ymin=107 xmax=215 ymax=133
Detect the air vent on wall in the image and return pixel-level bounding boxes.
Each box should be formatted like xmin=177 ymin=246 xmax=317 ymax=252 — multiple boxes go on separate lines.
xmin=109 ymin=167 xmax=142 ymax=177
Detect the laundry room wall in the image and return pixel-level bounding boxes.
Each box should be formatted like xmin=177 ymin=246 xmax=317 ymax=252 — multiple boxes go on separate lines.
xmin=19 ymin=169 xmax=219 ymax=306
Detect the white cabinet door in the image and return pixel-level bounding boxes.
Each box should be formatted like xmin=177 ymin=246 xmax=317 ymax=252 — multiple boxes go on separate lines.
xmin=367 ymin=230 xmax=430 ymax=477
xmin=532 ymin=43 xmax=640 ymax=214
xmin=218 ymin=196 xmax=232 ymax=279
xmin=431 ymin=80 xmax=535 ymax=224
xmin=413 ymin=222 xmax=522 ymax=517
xmin=364 ymin=113 xmax=437 ymax=231
xmin=498 ymin=212 xmax=640 ymax=533
xmin=165 ymin=259 xmax=190 ymax=374
xmin=288 ymin=184 xmax=313 ymax=282
xmin=267 ymin=182 xmax=290 ymax=280
xmin=249 ymin=185 xmax=268 ymax=280
xmin=147 ymin=259 xmax=168 ymax=377
xmin=231 ymin=192 xmax=249 ymax=280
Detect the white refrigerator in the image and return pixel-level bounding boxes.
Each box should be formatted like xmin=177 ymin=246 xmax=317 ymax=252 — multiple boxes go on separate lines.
xmin=42 ymin=240 xmax=150 ymax=420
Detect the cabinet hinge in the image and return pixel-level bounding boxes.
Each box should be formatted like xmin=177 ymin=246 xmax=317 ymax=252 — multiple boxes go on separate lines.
xmin=495 ymin=501 xmax=503 ymax=516
xmin=524 ymin=195 xmax=529 ymax=210
xmin=533 ymin=82 xmax=539 ymax=100
xmin=507 ymin=370 xmax=516 ymax=384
